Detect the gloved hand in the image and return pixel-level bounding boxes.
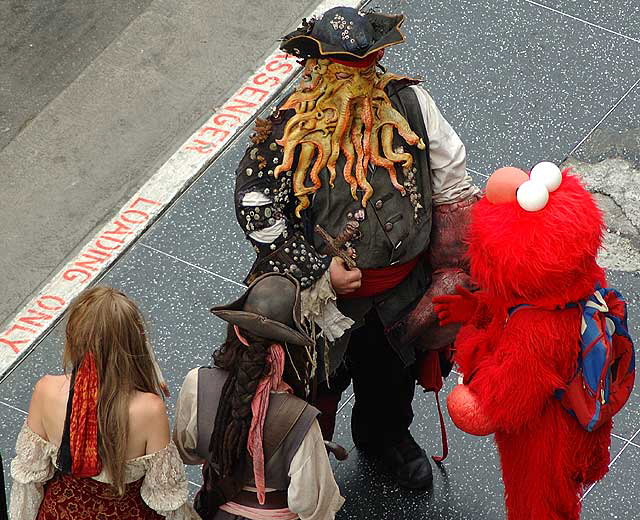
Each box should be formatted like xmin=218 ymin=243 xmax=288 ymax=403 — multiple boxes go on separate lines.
xmin=433 ymin=285 xmax=479 ymax=326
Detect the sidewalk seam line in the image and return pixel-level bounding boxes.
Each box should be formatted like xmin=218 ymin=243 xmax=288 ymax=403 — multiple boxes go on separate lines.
xmin=612 ymin=432 xmax=640 ymax=448
xmin=581 ymin=428 xmax=640 ymax=501
xmin=337 ymin=393 xmax=355 ymax=414
xmin=523 ymin=0 xmax=640 ymax=44
xmin=468 ymin=167 xmax=488 ymax=178
xmin=138 ymin=243 xmax=246 ymax=288
xmin=0 ymin=399 xmax=28 ymax=415
xmin=568 ymin=77 xmax=640 ymax=156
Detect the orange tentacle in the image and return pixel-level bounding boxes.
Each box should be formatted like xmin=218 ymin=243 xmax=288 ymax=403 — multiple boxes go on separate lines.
xmin=381 ymin=125 xmax=414 ymax=170
xmin=361 ymin=97 xmax=374 ymax=172
xmin=340 ymin=133 xmax=358 ymax=200
xmin=370 ymin=126 xmax=405 ymax=195
xmin=376 ymin=101 xmax=423 ymax=148
xmin=302 ymin=134 xmax=330 ymax=189
xmin=326 ymin=99 xmax=352 ymax=187
xmin=351 ymin=123 xmax=373 ymax=207
xmin=293 ymin=142 xmax=317 ymax=217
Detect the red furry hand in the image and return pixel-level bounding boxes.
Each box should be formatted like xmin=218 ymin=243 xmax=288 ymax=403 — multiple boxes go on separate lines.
xmin=433 ymin=285 xmax=478 ymax=326
xmin=447 ymin=384 xmax=494 ymax=436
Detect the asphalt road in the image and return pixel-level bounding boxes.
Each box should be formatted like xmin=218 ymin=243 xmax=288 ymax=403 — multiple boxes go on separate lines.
xmin=0 ymin=0 xmax=319 ymax=330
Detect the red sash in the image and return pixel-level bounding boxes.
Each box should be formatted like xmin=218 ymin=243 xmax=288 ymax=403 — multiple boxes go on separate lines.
xmin=340 ymin=256 xmax=421 ymax=300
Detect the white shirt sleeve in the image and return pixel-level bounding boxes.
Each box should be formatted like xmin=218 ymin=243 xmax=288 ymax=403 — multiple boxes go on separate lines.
xmin=287 ymin=420 xmax=345 ymax=520
xmin=172 ymin=368 xmax=205 ymax=466
xmin=410 ymin=85 xmax=480 ymax=204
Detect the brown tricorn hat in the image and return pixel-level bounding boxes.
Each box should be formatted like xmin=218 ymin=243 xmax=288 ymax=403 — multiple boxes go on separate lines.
xmin=210 ymin=273 xmax=313 ymax=347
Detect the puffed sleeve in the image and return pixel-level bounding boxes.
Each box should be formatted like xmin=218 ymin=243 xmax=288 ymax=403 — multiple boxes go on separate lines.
xmin=300 ymin=270 xmax=354 ymax=343
xmin=140 ymin=442 xmax=197 ymax=519
xmin=287 ymin=421 xmax=344 ymax=520
xmin=409 ymin=85 xmax=479 ymax=205
xmin=9 ymin=421 xmax=57 ymax=520
xmin=173 ymin=368 xmax=205 ymax=465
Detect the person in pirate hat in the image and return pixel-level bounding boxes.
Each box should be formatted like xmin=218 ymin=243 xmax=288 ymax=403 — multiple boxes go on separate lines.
xmin=233 ymin=6 xmax=480 ymax=489
xmin=173 ymin=273 xmax=344 ymax=520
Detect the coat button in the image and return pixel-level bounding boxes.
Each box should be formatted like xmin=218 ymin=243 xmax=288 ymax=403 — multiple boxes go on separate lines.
xmin=384 ymin=222 xmax=393 ymax=232
xmin=375 ymin=200 xmax=383 ymax=210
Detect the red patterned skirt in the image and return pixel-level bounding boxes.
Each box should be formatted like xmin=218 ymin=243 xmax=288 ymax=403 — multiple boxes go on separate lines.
xmin=37 ymin=472 xmax=163 ymax=520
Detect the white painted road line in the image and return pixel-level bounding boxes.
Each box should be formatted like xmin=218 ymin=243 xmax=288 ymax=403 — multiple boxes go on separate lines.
xmin=0 ymin=0 xmax=361 ymax=379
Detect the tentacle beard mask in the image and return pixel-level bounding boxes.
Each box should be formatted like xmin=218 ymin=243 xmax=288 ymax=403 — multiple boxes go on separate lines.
xmin=273 ymin=58 xmax=426 ymax=217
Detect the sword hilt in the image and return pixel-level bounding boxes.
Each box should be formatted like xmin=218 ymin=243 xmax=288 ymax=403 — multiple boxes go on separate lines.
xmin=315 ymin=224 xmax=358 ymax=269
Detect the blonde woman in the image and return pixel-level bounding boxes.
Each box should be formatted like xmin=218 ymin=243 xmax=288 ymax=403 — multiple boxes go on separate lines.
xmin=10 ymin=286 xmax=195 ymax=519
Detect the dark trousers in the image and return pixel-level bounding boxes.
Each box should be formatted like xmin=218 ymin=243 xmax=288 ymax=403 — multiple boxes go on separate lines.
xmin=316 ymin=310 xmax=415 ymax=445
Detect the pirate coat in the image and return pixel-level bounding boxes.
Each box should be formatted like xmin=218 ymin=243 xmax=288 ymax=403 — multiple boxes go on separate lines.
xmin=234 ymin=82 xmax=477 ymax=366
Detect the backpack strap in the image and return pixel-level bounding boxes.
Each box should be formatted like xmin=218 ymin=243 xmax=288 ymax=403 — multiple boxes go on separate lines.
xmin=432 ymin=390 xmax=449 ymax=464
xmin=417 ymin=349 xmax=450 ymax=463
xmin=508 ymin=302 xmax=579 ymax=318
xmin=507 ymin=303 xmax=533 ymax=317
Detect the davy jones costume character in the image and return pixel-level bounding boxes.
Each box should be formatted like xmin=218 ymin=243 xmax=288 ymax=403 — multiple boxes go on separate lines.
xmin=234 ymin=7 xmax=479 ymax=489
xmin=173 ymin=274 xmax=344 ymax=520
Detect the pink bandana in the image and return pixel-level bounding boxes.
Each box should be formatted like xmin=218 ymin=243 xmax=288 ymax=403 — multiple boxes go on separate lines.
xmin=247 ymin=343 xmax=292 ymax=505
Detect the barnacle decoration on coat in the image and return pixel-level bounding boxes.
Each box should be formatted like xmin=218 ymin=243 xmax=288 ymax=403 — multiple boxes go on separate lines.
xmin=273 ymin=58 xmax=426 ymax=216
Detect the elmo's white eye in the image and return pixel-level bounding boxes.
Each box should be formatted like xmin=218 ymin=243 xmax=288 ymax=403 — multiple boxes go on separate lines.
xmin=530 ymin=162 xmax=562 ymax=192
xmin=517 ymin=180 xmax=549 ymax=211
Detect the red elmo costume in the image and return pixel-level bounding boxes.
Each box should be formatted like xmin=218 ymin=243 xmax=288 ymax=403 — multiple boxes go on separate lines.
xmin=442 ymin=166 xmax=611 ymax=519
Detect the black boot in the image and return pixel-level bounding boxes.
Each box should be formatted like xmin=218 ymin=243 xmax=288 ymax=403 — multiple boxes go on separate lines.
xmin=354 ymin=425 xmax=433 ymax=489
xmin=378 ymin=432 xmax=433 ymax=489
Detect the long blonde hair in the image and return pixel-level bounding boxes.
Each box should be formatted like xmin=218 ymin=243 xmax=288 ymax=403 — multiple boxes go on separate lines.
xmin=63 ymin=286 xmax=162 ymax=495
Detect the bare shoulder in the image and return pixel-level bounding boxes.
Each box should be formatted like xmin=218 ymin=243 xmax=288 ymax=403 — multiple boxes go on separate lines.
xmin=129 ymin=391 xmax=170 ymax=454
xmin=28 ymin=374 xmax=69 ymax=440
xmin=129 ymin=391 xmax=168 ymax=421
xmin=32 ymin=374 xmax=68 ymax=401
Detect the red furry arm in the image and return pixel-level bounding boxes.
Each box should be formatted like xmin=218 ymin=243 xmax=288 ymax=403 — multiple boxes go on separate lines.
xmin=453 ymin=300 xmax=496 ymax=378
xmin=402 ymin=195 xmax=480 ymax=351
xmin=467 ymin=309 xmax=568 ymax=433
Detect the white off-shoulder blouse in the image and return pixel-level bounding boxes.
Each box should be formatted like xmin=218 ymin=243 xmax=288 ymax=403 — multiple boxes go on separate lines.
xmin=9 ymin=421 xmax=197 ymax=520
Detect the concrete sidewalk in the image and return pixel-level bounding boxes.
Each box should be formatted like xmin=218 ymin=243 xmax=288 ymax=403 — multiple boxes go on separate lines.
xmin=0 ymin=0 xmax=318 ymax=330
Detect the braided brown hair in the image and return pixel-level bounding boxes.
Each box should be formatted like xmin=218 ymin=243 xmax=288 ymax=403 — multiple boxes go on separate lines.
xmin=197 ymin=325 xmax=315 ymax=514
xmin=209 ymin=325 xmax=271 ymax=479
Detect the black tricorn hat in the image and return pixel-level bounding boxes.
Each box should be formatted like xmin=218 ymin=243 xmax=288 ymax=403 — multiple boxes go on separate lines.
xmin=210 ymin=273 xmax=313 ymax=347
xmin=280 ymin=6 xmax=405 ymax=62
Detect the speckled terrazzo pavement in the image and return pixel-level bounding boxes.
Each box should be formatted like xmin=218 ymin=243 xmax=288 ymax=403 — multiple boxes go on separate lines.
xmin=1 ymin=0 xmax=639 ymax=518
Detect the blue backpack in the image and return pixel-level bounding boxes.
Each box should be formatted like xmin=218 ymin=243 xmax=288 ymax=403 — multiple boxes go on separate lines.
xmin=509 ymin=287 xmax=635 ymax=432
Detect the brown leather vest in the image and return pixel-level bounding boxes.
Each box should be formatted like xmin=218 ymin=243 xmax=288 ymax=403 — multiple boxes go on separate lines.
xmin=195 ymin=366 xmax=319 ymax=490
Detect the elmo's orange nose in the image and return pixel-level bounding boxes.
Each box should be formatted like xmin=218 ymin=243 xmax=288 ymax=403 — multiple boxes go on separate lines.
xmin=485 ymin=167 xmax=529 ymax=204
